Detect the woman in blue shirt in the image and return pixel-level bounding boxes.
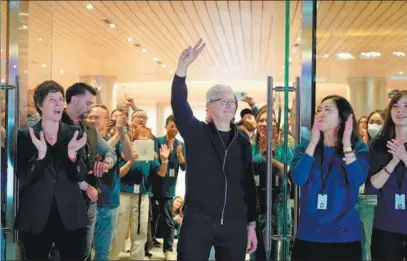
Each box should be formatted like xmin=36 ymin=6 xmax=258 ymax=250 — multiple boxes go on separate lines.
xmin=290 ymin=95 xmax=370 ymax=261
xmin=109 ymin=126 xmax=170 ymax=260
xmin=368 ymin=91 xmax=407 ymax=261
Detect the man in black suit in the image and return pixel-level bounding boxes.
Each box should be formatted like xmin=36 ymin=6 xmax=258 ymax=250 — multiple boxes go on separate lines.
xmin=61 ymin=83 xmax=117 ymax=261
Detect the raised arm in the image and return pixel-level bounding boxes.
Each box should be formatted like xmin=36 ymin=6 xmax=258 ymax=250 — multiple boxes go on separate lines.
xmin=171 ymin=39 xmax=206 ymax=139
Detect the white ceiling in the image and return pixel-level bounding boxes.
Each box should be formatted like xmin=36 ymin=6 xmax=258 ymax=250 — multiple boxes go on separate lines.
xmin=1 ymin=1 xmax=406 ymax=104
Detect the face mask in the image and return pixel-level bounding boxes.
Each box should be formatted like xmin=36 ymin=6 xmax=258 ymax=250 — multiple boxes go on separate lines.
xmin=368 ymin=124 xmax=382 ymax=139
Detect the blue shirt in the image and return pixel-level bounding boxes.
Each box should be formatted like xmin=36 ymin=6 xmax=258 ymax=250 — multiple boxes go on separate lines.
xmin=291 ymin=141 xmax=369 ymax=243
xmin=97 ymin=137 xmax=121 ymax=208
xmin=367 ymin=139 xmax=407 ymax=234
xmin=154 ymin=136 xmax=186 ymax=198
xmin=120 ymin=159 xmax=161 ymax=196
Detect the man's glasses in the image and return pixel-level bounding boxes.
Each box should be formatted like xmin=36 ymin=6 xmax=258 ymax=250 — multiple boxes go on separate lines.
xmin=210 ymin=99 xmax=236 ymax=106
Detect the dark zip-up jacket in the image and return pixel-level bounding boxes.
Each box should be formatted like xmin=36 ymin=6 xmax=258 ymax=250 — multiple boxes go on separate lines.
xmin=171 ymin=75 xmax=257 ymax=225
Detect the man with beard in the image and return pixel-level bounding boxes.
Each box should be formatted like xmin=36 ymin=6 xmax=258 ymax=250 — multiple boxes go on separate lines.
xmin=61 ymin=82 xmax=118 ymax=261
xmin=154 ymin=115 xmax=186 ymax=260
xmin=238 ymin=108 xmax=257 ymax=142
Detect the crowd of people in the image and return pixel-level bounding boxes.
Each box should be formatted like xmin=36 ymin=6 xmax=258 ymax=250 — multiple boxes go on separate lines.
xmin=1 ymin=39 xmax=407 ymax=261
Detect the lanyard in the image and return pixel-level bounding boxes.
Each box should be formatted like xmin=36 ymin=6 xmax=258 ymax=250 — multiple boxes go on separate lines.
xmin=320 ymin=147 xmax=335 ymax=194
xmin=396 ymin=167 xmax=407 ymax=193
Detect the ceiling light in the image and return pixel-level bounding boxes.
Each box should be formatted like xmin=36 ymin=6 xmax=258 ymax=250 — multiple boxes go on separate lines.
xmin=336 ymin=52 xmax=355 ymax=60
xmin=21 ymin=25 xmax=28 ymax=29
xmin=399 ymin=71 xmax=404 ymax=75
xmin=292 ymin=48 xmax=297 ymax=53
xmin=24 ymin=70 xmax=27 ymax=74
xmin=41 ymin=64 xmax=47 ymax=68
xmin=86 ymin=3 xmax=93 ymax=10
xmin=152 ymin=57 xmax=158 ymax=62
xmin=296 ymin=37 xmax=301 ymax=42
xmin=13 ymin=65 xmax=16 ymax=69
xmin=127 ymin=37 xmax=134 ymax=42
xmin=161 ymin=64 xmax=167 ymax=68
xmin=1 ymin=79 xmax=4 ymax=83
xmin=169 ymin=70 xmax=174 ymax=74
xmin=1 ymin=49 xmax=2 ymax=52
xmin=60 ymin=69 xmax=64 ymax=74
xmin=141 ymin=48 xmax=147 ymax=53
xmin=38 ymin=38 xmax=42 ymax=42
xmin=289 ymin=58 xmax=292 ymax=62
xmin=322 ymin=54 xmax=329 ymax=58
xmin=108 ymin=23 xmax=116 ymax=28
xmin=360 ymin=52 xmax=381 ymax=58
xmin=393 ymin=51 xmax=406 ymax=57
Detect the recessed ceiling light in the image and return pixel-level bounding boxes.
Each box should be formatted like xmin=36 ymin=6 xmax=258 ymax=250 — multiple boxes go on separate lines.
xmin=13 ymin=65 xmax=16 ymax=69
xmin=0 ymin=79 xmax=4 ymax=83
xmin=141 ymin=48 xmax=147 ymax=53
xmin=322 ymin=54 xmax=329 ymax=58
xmin=24 ymin=70 xmax=27 ymax=74
xmin=289 ymin=58 xmax=292 ymax=62
xmin=41 ymin=64 xmax=47 ymax=68
xmin=169 ymin=70 xmax=174 ymax=74
xmin=296 ymin=37 xmax=301 ymax=42
xmin=360 ymin=52 xmax=381 ymax=58
xmin=108 ymin=23 xmax=116 ymax=28
xmin=127 ymin=37 xmax=134 ymax=42
xmin=60 ymin=69 xmax=64 ymax=74
xmin=21 ymin=25 xmax=28 ymax=30
xmin=152 ymin=57 xmax=158 ymax=62
xmin=86 ymin=3 xmax=93 ymax=10
xmin=0 ymin=49 xmax=2 ymax=52
xmin=336 ymin=52 xmax=355 ymax=60
xmin=292 ymin=48 xmax=297 ymax=53
xmin=38 ymin=38 xmax=43 ymax=42
xmin=161 ymin=64 xmax=167 ymax=68
xmin=399 ymin=71 xmax=404 ymax=75
xmin=393 ymin=51 xmax=406 ymax=57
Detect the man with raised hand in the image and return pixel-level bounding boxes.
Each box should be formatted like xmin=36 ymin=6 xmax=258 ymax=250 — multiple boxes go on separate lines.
xmin=171 ymin=39 xmax=257 ymax=261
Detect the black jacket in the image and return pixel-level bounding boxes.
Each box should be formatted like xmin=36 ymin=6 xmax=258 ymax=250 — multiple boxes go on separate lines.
xmin=171 ymin=75 xmax=257 ymax=225
xmin=14 ymin=120 xmax=88 ymax=233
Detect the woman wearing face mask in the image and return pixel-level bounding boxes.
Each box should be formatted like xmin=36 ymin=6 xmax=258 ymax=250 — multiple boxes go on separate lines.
xmin=357 ymin=110 xmax=384 ymax=261
xmin=368 ymin=91 xmax=407 ymax=261
xmin=290 ymin=95 xmax=370 ymax=261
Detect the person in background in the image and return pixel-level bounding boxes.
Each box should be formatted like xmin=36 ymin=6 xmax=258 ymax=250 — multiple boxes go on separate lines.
xmin=290 ymin=95 xmax=369 ymax=261
xmin=62 ymin=82 xmax=118 ymax=261
xmin=172 ymin=39 xmax=257 ymax=261
xmin=87 ymin=105 xmax=133 ymax=260
xmin=15 ymin=81 xmax=88 ymax=260
xmin=172 ymin=196 xmax=184 ymax=239
xmin=238 ymin=108 xmax=257 ymax=141
xmin=368 ymin=91 xmax=407 ymax=260
xmin=356 ymin=109 xmax=384 ymax=261
xmin=154 ymin=115 xmax=186 ymax=260
xmin=110 ymin=126 xmax=170 ymax=260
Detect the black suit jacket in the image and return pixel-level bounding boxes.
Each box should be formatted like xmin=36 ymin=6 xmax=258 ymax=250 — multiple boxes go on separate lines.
xmin=14 ymin=120 xmax=88 ymax=233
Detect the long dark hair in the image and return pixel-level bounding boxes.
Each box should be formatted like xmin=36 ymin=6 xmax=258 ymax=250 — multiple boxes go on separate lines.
xmin=317 ymin=95 xmax=360 ymax=155
xmin=379 ymin=91 xmax=407 ymax=143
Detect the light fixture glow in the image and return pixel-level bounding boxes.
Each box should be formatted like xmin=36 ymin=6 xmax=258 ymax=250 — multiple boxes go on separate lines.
xmin=161 ymin=64 xmax=167 ymax=68
xmin=108 ymin=23 xmax=116 ymax=28
xmin=322 ymin=54 xmax=329 ymax=58
xmin=86 ymin=4 xmax=93 ymax=10
xmin=141 ymin=48 xmax=147 ymax=53
xmin=38 ymin=38 xmax=43 ymax=42
xmin=24 ymin=70 xmax=27 ymax=74
xmin=13 ymin=65 xmax=16 ymax=69
xmin=360 ymin=52 xmax=381 ymax=58
xmin=336 ymin=52 xmax=355 ymax=60
xmin=127 ymin=37 xmax=134 ymax=42
xmin=169 ymin=70 xmax=174 ymax=74
xmin=393 ymin=51 xmax=406 ymax=57
xmin=399 ymin=71 xmax=404 ymax=75
xmin=60 ymin=69 xmax=64 ymax=74
xmin=152 ymin=57 xmax=158 ymax=62
xmin=41 ymin=64 xmax=47 ymax=68
xmin=296 ymin=37 xmax=301 ymax=42
xmin=0 ymin=79 xmax=4 ymax=83
xmin=22 ymin=25 xmax=28 ymax=29
xmin=292 ymin=48 xmax=297 ymax=53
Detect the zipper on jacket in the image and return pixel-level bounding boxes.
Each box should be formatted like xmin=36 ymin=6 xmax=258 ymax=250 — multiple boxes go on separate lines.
xmin=217 ymin=129 xmax=237 ymax=225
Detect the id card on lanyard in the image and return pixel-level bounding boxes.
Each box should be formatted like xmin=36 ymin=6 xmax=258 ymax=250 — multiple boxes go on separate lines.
xmin=317 ymin=147 xmax=335 ymax=211
xmin=395 ymin=168 xmax=406 ymax=210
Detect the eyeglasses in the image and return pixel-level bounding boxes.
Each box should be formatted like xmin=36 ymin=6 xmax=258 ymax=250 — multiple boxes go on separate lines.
xmin=210 ymin=98 xmax=236 ymax=106
xmin=135 ymin=115 xmax=148 ymax=120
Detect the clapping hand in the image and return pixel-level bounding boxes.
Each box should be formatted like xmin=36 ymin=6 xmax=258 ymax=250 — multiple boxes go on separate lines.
xmin=67 ymin=131 xmax=87 ymax=159
xmin=342 ymin=114 xmax=354 ymax=146
xmin=387 ymin=138 xmax=407 ymax=164
xmin=29 ymin=127 xmax=47 ymax=160
xmin=160 ymin=144 xmax=170 ymax=161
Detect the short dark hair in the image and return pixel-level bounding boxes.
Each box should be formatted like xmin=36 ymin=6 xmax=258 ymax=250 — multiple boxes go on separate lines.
xmin=33 ymin=80 xmax=65 ymax=116
xmin=65 ymin=82 xmax=97 ymax=104
xmin=240 ymin=108 xmax=253 ymax=119
xmin=166 ymin=115 xmax=175 ymax=126
xmin=92 ymin=104 xmax=109 ymax=116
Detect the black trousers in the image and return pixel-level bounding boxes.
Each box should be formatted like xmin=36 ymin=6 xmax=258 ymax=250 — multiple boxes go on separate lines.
xmin=177 ymin=213 xmax=247 ymax=261
xmin=291 ymin=239 xmax=361 ymax=261
xmin=145 ymin=197 xmax=154 ymax=253
xmin=20 ymin=215 xmax=85 ymax=261
xmin=371 ymin=228 xmax=407 ymax=261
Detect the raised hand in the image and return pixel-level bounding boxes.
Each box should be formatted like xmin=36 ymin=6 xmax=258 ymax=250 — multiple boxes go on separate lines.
xmin=387 ymin=138 xmax=407 ymax=164
xmin=116 ymin=115 xmax=126 ymax=135
xmin=343 ymin=114 xmax=353 ymax=146
xmin=310 ymin=116 xmax=321 ymax=147
xmin=29 ymin=127 xmax=47 ymax=160
xmin=176 ymin=143 xmax=182 ymax=155
xmin=160 ymin=144 xmax=170 ymax=161
xmin=176 ymin=39 xmax=206 ymax=76
xmin=68 ymin=131 xmax=87 ymax=158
